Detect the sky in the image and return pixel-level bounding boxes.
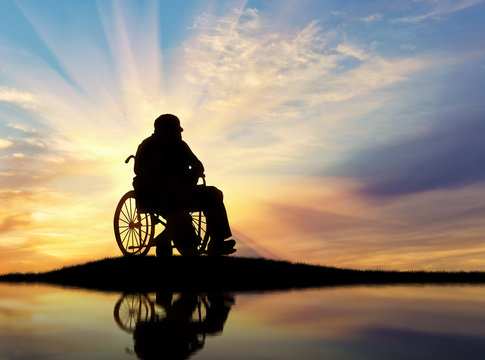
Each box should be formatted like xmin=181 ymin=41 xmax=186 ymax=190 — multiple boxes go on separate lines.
xmin=1 ymin=0 xmax=485 ymax=273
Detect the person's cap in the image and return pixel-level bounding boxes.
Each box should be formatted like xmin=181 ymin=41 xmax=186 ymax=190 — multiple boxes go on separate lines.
xmin=154 ymin=114 xmax=183 ymax=132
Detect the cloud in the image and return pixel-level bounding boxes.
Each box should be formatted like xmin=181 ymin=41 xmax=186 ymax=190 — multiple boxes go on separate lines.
xmin=401 ymin=44 xmax=417 ymax=51
xmin=181 ymin=7 xmax=431 ymax=178
xmin=0 ymin=213 xmax=31 ymax=235
xmin=0 ymin=139 xmax=13 ymax=149
xmin=7 ymin=123 xmax=38 ymax=134
xmin=360 ymin=13 xmax=382 ymax=23
xmin=269 ymin=202 xmax=385 ymax=234
xmin=183 ymin=7 xmax=429 ymax=114
xmin=0 ymin=187 xmax=117 ymax=273
xmin=336 ymin=43 xmax=368 ymax=60
xmin=242 ymin=181 xmax=485 ymax=270
xmin=327 ymin=115 xmax=485 ymax=197
xmin=393 ymin=0 xmax=483 ymax=23
xmin=184 ymin=10 xmax=333 ymax=102
xmin=0 ymin=86 xmax=38 ymax=108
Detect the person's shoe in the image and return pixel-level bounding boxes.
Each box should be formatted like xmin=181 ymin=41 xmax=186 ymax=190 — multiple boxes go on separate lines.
xmin=223 ymin=247 xmax=237 ymax=255
xmin=224 ymin=239 xmax=236 ymax=248
xmin=208 ymin=239 xmax=236 ymax=256
xmin=222 ymin=239 xmax=236 ymax=255
xmin=207 ymin=247 xmax=223 ymax=256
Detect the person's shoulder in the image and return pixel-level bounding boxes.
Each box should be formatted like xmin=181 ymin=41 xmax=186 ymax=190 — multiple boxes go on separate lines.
xmin=136 ymin=135 xmax=158 ymax=154
xmin=139 ymin=134 xmax=158 ymax=146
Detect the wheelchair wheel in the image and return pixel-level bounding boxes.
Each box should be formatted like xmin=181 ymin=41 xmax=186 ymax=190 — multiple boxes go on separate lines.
xmin=114 ymin=191 xmax=154 ymax=256
xmin=113 ymin=293 xmax=155 ymax=333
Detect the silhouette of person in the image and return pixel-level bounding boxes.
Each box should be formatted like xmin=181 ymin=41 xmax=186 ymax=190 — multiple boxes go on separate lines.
xmin=199 ymin=292 xmax=234 ymax=335
xmin=133 ymin=292 xmax=202 ymax=360
xmin=133 ymin=114 xmax=236 ymax=255
xmin=132 ymin=291 xmax=234 ymax=360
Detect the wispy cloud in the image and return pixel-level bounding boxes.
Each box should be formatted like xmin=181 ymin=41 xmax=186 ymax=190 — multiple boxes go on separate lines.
xmin=0 ymin=86 xmax=38 ymax=108
xmin=332 ymin=118 xmax=485 ymax=197
xmin=360 ymin=13 xmax=382 ymax=23
xmin=7 ymin=123 xmax=38 ymax=134
xmin=0 ymin=139 xmax=13 ymax=149
xmin=401 ymin=44 xmax=417 ymax=51
xmin=181 ymin=8 xmax=430 ymax=178
xmin=393 ymin=0 xmax=483 ymax=23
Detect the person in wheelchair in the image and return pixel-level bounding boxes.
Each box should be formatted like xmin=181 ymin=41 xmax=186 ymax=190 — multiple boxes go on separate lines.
xmin=133 ymin=114 xmax=236 ymax=256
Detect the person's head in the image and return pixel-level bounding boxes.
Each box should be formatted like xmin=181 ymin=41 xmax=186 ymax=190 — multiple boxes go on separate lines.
xmin=154 ymin=114 xmax=183 ymax=138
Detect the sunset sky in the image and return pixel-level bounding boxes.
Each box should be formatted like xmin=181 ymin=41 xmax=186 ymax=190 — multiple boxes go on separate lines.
xmin=1 ymin=0 xmax=485 ymax=273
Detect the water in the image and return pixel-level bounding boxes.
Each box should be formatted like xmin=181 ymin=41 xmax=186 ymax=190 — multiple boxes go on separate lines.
xmin=0 ymin=284 xmax=484 ymax=359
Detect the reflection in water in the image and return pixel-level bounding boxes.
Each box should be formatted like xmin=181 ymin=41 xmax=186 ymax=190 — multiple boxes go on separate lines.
xmin=113 ymin=292 xmax=234 ymax=359
xmin=1 ymin=284 xmax=485 ymax=359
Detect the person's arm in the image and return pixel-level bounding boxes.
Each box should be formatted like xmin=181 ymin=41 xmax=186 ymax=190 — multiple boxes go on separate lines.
xmin=182 ymin=141 xmax=204 ymax=176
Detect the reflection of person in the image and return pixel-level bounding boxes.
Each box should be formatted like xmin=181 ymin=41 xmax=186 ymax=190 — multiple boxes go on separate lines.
xmin=133 ymin=292 xmax=234 ymax=360
xmin=200 ymin=292 xmax=234 ymax=335
xmin=133 ymin=114 xmax=236 ymax=255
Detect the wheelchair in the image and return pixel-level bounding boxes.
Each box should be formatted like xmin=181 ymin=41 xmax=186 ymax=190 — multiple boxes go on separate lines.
xmin=113 ymin=292 xmax=207 ymax=357
xmin=113 ymin=155 xmax=209 ymax=257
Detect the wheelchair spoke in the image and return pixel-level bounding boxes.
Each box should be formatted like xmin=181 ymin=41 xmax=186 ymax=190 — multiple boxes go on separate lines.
xmin=129 ymin=198 xmax=133 ymax=222
xmin=125 ymin=230 xmax=131 ymax=248
xmin=129 ymin=231 xmax=134 ymax=251
xmin=121 ymin=228 xmax=130 ymax=246
xmin=120 ymin=207 xmax=131 ymax=223
xmin=129 ymin=199 xmax=136 ymax=222
xmin=123 ymin=202 xmax=129 ymax=220
xmin=131 ymin=233 xmax=136 ymax=249
xmin=123 ymin=203 xmax=132 ymax=223
xmin=130 ymin=230 xmax=136 ymax=249
xmin=119 ymin=227 xmax=129 ymax=236
xmin=119 ymin=217 xmax=130 ymax=225
xmin=132 ymin=230 xmax=138 ymax=247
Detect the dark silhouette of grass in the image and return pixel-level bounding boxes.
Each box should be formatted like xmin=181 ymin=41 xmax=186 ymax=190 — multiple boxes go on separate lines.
xmin=1 ymin=256 xmax=485 ymax=292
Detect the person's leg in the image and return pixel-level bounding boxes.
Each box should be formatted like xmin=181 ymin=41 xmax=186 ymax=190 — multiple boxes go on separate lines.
xmin=164 ymin=211 xmax=198 ymax=256
xmin=157 ymin=192 xmax=198 ymax=256
xmin=186 ymin=186 xmax=233 ymax=253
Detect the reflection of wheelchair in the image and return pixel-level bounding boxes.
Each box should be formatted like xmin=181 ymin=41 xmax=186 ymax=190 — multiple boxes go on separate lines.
xmin=113 ymin=155 xmax=209 ymax=257
xmin=114 ymin=293 xmax=155 ymax=334
xmin=113 ymin=292 xmax=209 ymax=335
xmin=114 ymin=292 xmax=209 ymax=359
xmin=113 ymin=291 xmax=234 ymax=359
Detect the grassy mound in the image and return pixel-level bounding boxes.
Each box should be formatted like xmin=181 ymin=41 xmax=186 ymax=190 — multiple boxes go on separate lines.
xmin=1 ymin=256 xmax=485 ymax=292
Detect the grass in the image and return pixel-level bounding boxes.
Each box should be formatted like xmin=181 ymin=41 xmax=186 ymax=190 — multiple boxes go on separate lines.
xmin=1 ymin=255 xmax=485 ymax=293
